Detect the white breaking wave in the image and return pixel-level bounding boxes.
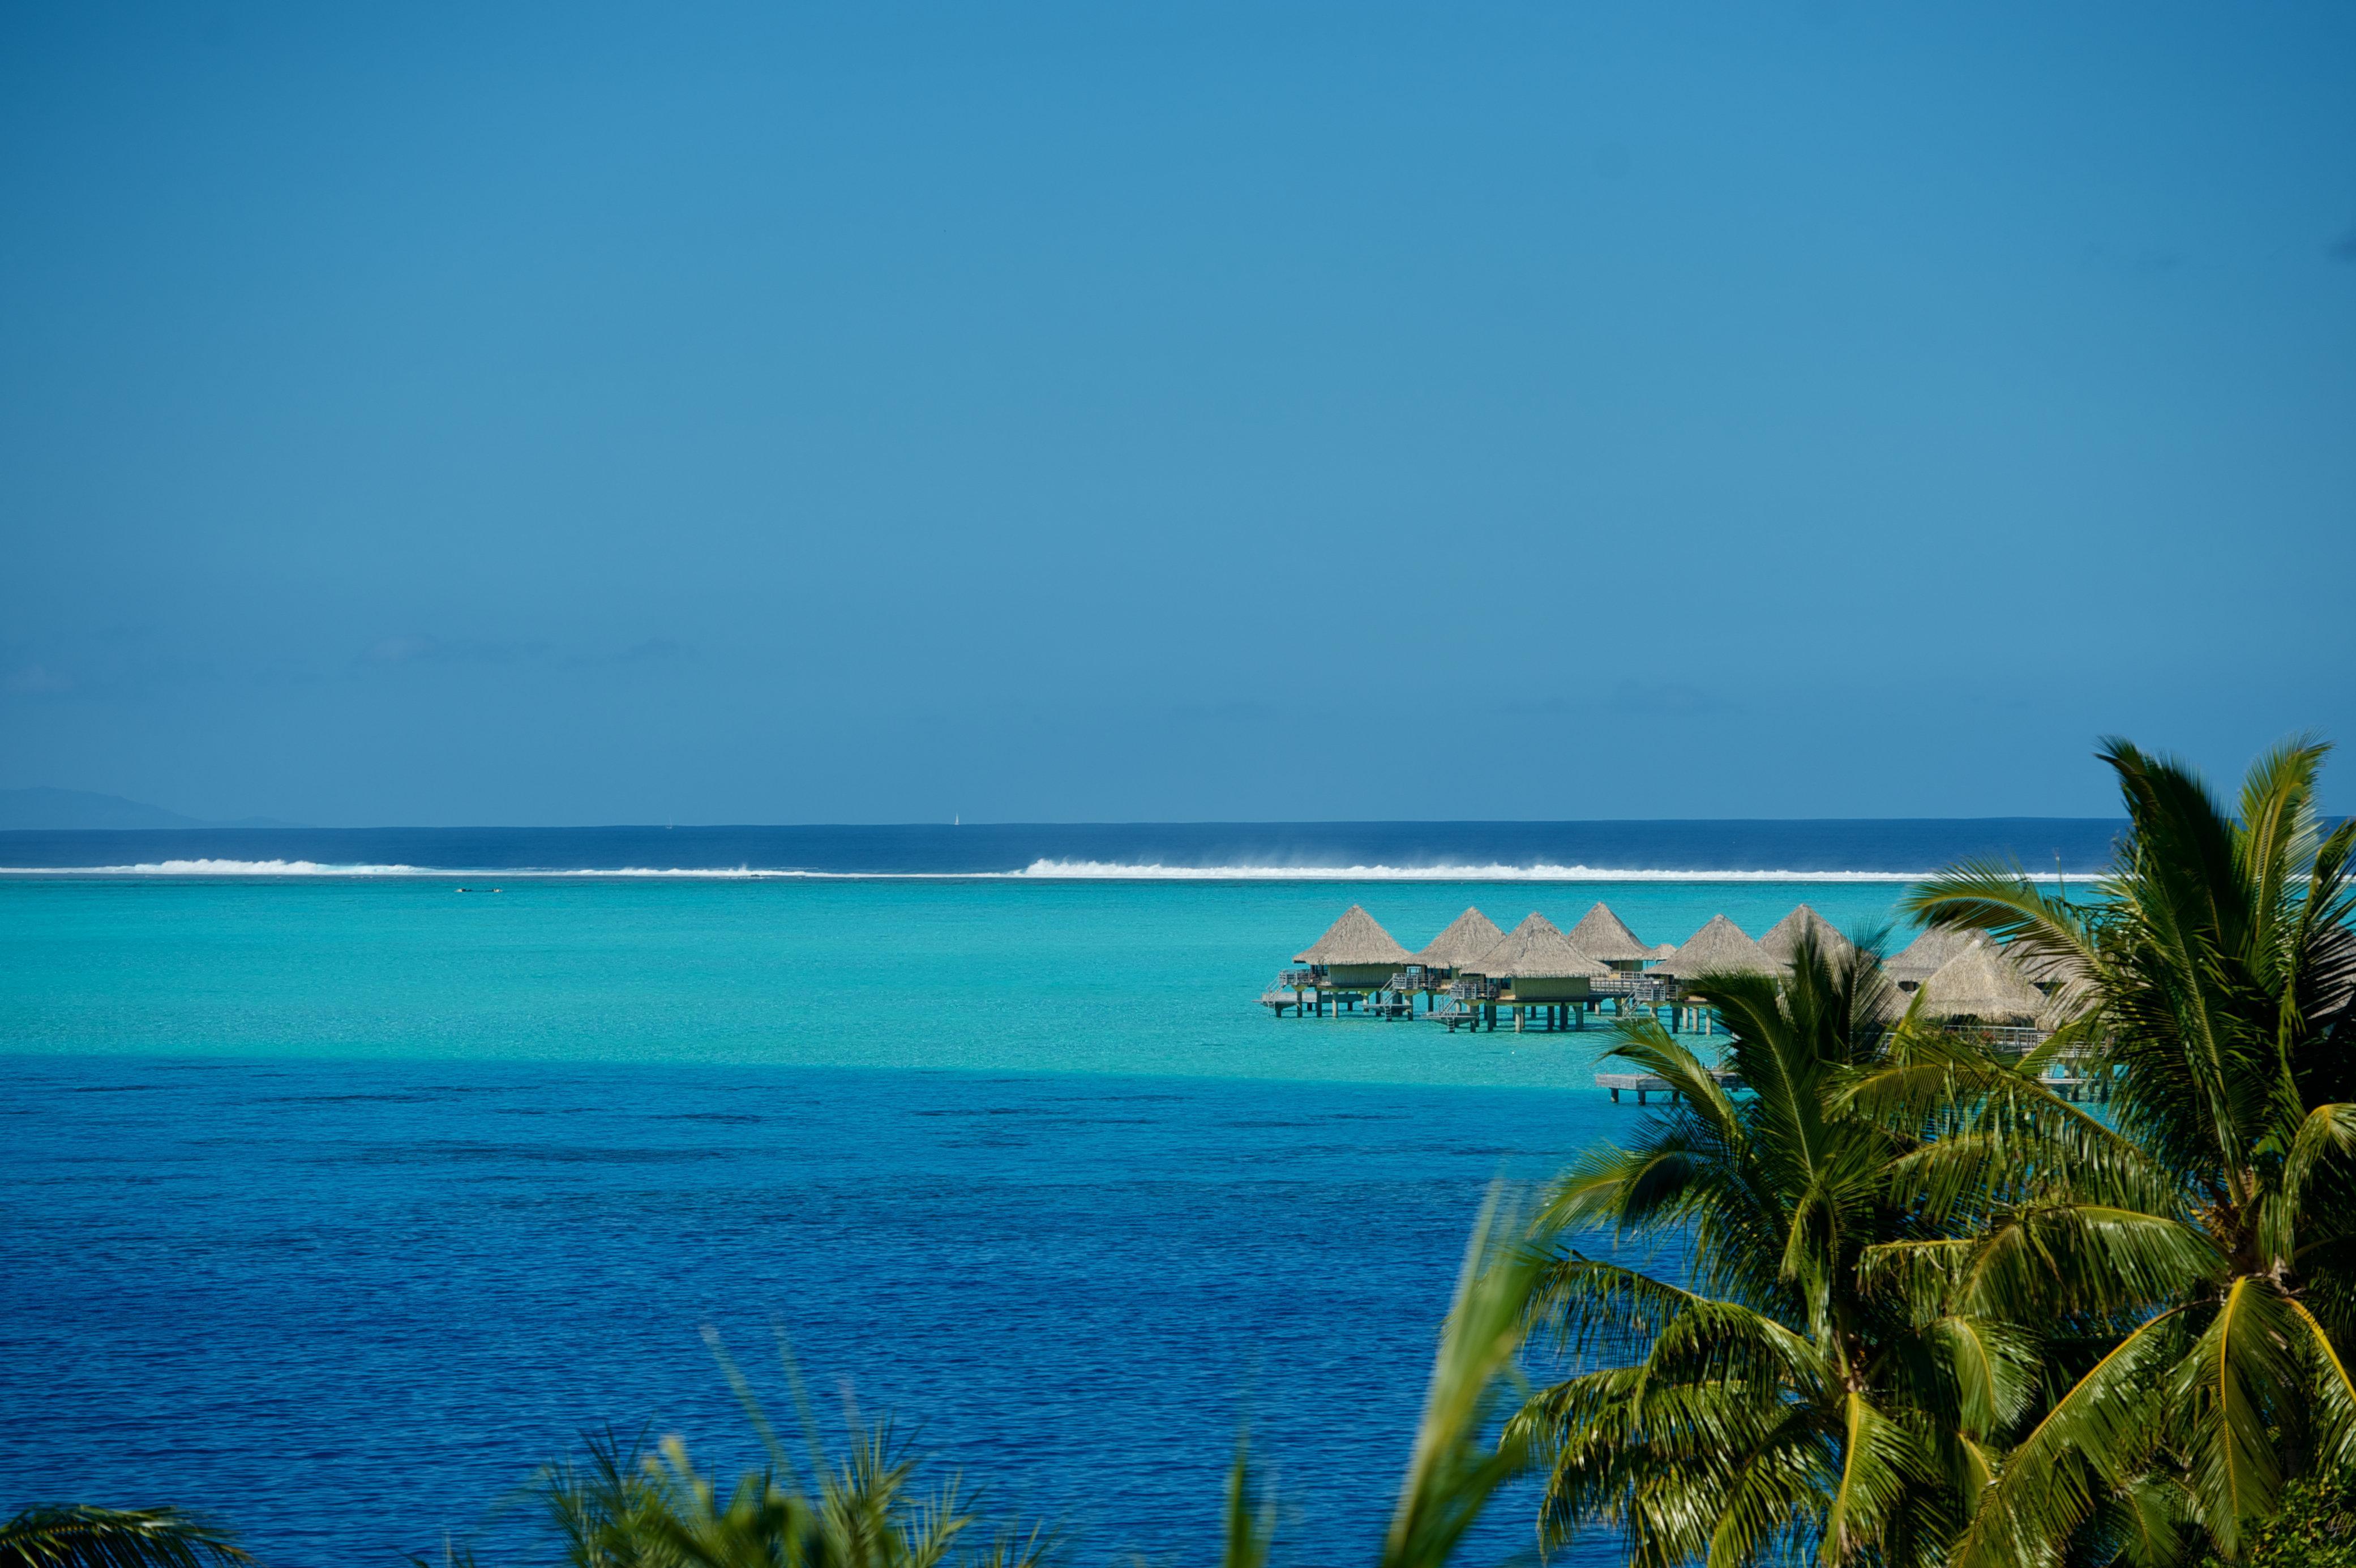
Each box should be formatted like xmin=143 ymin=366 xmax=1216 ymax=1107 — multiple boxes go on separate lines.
xmin=1011 ymin=859 xmax=1944 ymax=882
xmin=549 ymin=866 xmax=768 ymax=877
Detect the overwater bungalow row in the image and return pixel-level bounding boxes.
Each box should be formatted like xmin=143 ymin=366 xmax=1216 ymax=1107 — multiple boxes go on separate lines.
xmin=1266 ymin=900 xmax=1687 ymax=1029
xmin=1262 ymin=902 xmax=2089 ymax=1071
xmin=1434 ymin=913 xmax=1608 ymax=1033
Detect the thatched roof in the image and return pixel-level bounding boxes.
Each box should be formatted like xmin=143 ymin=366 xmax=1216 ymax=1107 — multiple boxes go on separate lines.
xmin=1416 ymin=907 xmax=1505 ymax=970
xmin=1759 ymin=904 xmax=1854 ymax=968
xmin=1655 ymin=915 xmax=1775 ymax=979
xmin=1468 ymin=913 xmax=1610 ymax=980
xmin=2014 ymin=944 xmax=2083 ymax=988
xmin=1566 ymin=902 xmax=1653 ymax=963
xmin=2036 ymin=976 xmax=2097 ymax=1033
xmin=1886 ymin=926 xmax=1981 ymax=986
xmin=1295 ymin=905 xmax=1414 ymax=967
xmin=1918 ymin=942 xmax=2046 ymax=1023
xmin=1651 ymin=942 xmax=1678 ymax=961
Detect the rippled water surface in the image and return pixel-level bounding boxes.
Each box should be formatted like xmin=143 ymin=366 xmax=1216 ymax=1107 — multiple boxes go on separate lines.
xmin=5 ymin=872 xmax=1916 ymax=1565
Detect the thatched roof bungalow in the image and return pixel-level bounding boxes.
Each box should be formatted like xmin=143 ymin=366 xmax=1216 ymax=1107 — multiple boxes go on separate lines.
xmin=1759 ymin=905 xmax=1854 ymax=969
xmin=1566 ymin=902 xmax=1654 ymax=970
xmin=1886 ymin=926 xmax=1980 ymax=991
xmin=1654 ymin=915 xmax=1776 ymax=988
xmin=1918 ymin=941 xmax=2046 ymax=1025
xmin=1293 ymin=905 xmax=1415 ymax=989
xmin=1416 ymin=907 xmax=1506 ymax=977
xmin=1468 ymin=913 xmax=1610 ymax=1000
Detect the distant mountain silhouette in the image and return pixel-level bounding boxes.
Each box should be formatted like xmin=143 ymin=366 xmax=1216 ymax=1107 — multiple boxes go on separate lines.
xmin=0 ymin=788 xmax=301 ymax=830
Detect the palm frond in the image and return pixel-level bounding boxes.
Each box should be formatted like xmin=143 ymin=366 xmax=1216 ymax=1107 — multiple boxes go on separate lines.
xmin=2281 ymin=1294 xmax=2356 ymax=1480
xmin=2168 ymin=1278 xmax=2300 ymax=1555
xmin=1219 ymin=1436 xmax=1275 ymax=1568
xmin=1900 ymin=862 xmax=2101 ymax=993
xmin=0 ymin=1510 xmax=250 ymax=1568
xmin=1927 ymin=1313 xmax=2038 ymax=1441
xmin=1381 ymin=1186 xmax=1552 ymax=1568
xmin=1954 ymin=1305 xmax=2189 ymax=1568
xmin=1951 ymin=1201 xmax=2221 ymax=1321
xmin=1820 ymin=1394 xmax=1938 ymax=1567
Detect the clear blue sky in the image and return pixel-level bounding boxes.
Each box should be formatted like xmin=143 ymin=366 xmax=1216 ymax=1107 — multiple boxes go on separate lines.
xmin=3 ymin=3 xmax=2351 ymax=825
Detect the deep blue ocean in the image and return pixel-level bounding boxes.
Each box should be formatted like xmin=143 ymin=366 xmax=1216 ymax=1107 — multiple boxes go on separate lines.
xmin=0 ymin=816 xmax=2121 ymax=878
xmin=2 ymin=821 xmax=2117 ymax=1567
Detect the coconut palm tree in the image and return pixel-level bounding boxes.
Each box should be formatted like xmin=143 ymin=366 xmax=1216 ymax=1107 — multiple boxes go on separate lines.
xmin=0 ymin=1507 xmax=248 ymax=1568
xmin=1507 ymin=933 xmax=2029 ymax=1568
xmin=1898 ymin=735 xmax=2356 ymax=1565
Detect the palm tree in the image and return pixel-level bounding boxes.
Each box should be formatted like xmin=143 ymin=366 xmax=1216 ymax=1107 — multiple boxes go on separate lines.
xmin=1507 ymin=934 xmax=2027 ymax=1568
xmin=1898 ymin=735 xmax=2356 ymax=1565
xmin=0 ymin=1507 xmax=249 ymax=1568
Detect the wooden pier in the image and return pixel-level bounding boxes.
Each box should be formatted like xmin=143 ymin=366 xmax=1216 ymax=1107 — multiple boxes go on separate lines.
xmin=1596 ymin=1067 xmax=1746 ymax=1104
xmin=1596 ymin=1072 xmax=1673 ymax=1104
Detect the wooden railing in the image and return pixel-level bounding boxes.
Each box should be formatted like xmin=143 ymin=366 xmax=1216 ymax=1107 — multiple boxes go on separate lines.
xmin=1593 ymin=972 xmax=1673 ymax=1003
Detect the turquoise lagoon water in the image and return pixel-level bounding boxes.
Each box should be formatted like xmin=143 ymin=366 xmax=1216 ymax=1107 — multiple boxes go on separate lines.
xmin=1 ymin=876 xmax=1913 ymax=1078
xmin=4 ymin=874 xmax=1914 ymax=1567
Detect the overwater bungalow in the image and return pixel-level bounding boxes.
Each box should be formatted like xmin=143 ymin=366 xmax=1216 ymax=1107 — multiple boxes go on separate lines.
xmin=1410 ymin=907 xmax=1506 ymax=1006
xmin=1274 ymin=905 xmax=1415 ymax=1017
xmin=1910 ymin=939 xmax=2107 ymax=1095
xmin=1652 ymin=915 xmax=1775 ymax=1033
xmin=1565 ymin=902 xmax=1655 ymax=970
xmin=1917 ymin=941 xmax=2046 ymax=1027
xmin=1447 ymin=914 xmax=1609 ymax=1033
xmin=1758 ymin=904 xmax=1854 ymax=969
xmin=1655 ymin=914 xmax=1775 ymax=980
xmin=2017 ymin=947 xmax=2093 ymax=1026
xmin=1885 ymin=925 xmax=1979 ymax=991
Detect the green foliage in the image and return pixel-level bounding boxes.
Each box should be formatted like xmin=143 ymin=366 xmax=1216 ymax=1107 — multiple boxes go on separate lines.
xmin=0 ymin=1507 xmax=249 ymax=1568
xmin=1907 ymin=736 xmax=2356 ymax=1566
xmin=1510 ymin=931 xmax=2019 ymax=1568
xmin=1218 ymin=1438 xmax=1275 ymax=1568
xmin=2196 ymin=1475 xmax=2356 ymax=1568
xmin=485 ymin=1363 xmax=1055 ymax=1568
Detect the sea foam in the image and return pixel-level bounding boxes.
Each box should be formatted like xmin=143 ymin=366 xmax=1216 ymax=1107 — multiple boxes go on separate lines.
xmin=1012 ymin=859 xmax=1943 ymax=882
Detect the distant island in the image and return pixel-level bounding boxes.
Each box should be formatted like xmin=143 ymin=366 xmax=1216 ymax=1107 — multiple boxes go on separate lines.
xmin=0 ymin=787 xmax=299 ymax=832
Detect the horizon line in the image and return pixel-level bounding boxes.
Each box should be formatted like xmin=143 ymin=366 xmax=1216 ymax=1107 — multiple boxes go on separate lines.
xmin=0 ymin=813 xmax=2137 ymax=833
